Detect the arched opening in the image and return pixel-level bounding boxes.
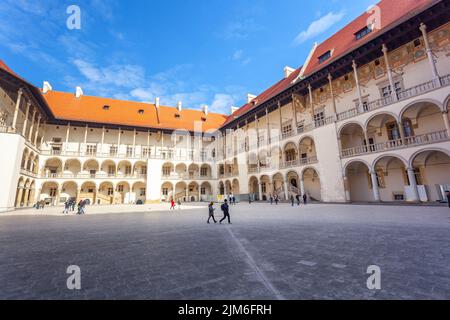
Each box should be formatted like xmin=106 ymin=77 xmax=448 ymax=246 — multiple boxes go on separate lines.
xmin=225 ymin=180 xmax=232 ymax=195
xmin=260 ymin=175 xmax=271 ymax=200
xmin=175 ymin=163 xmax=187 ymax=178
xmin=188 ymin=163 xmax=200 ymax=179
xmin=117 ymin=160 xmax=132 ymax=177
xmin=339 ymin=123 xmax=366 ymax=156
xmin=286 ymin=171 xmax=300 ymax=196
xmin=248 ymin=176 xmax=259 ymax=201
xmin=79 ymin=181 xmax=97 ymax=205
xmin=200 ymin=182 xmax=213 ymax=202
xmin=258 ymin=149 xmax=269 ymax=170
xmin=33 ymin=155 xmax=39 ymax=174
xmin=100 ymin=160 xmax=116 ymax=177
xmin=98 ymin=181 xmax=114 ymax=205
xmin=200 ymin=164 xmax=211 ymax=178
xmin=43 ymin=158 xmax=63 ymax=178
xmin=366 ymin=113 xmax=401 ymax=151
xmin=21 ymin=149 xmax=29 ymax=169
xmin=15 ymin=177 xmax=25 ymax=207
xmin=162 ymin=162 xmax=174 ymax=177
xmin=283 ymin=142 xmax=298 ymax=164
xmin=64 ymin=159 xmax=82 ymax=177
xmin=411 ymin=150 xmax=450 ymax=202
xmin=175 ymin=181 xmax=187 ymax=202
xmin=40 ymin=181 xmax=59 ymax=206
xmin=345 ymin=161 xmax=373 ymax=202
xmin=218 ymin=181 xmax=225 ymax=195
xmin=26 ymin=152 xmax=34 ymax=171
xmin=133 ymin=161 xmax=147 ymax=179
xmin=272 ymin=172 xmax=285 ymax=200
xmin=247 ymin=152 xmax=258 ymax=173
xmin=132 ymin=182 xmax=146 ymax=204
xmin=61 ymin=181 xmax=78 ymax=203
xmin=83 ymin=159 xmax=99 ymax=178
xmin=115 ymin=181 xmax=131 ymax=204
xmin=401 ymin=101 xmax=447 ymax=145
xmin=218 ymin=164 xmax=225 ymax=177
xmin=298 ymin=137 xmax=317 ymax=164
xmin=373 ymin=156 xmax=407 ymax=202
xmin=188 ymin=182 xmax=200 ymax=202
xmin=161 ymin=182 xmax=174 ymax=202
xmin=27 ymin=180 xmax=36 ymax=206
xmin=302 ymin=168 xmax=321 ymax=201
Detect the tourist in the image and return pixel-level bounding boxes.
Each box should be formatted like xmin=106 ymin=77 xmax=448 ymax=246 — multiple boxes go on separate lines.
xmin=296 ymin=194 xmax=300 ymax=206
xmin=77 ymin=200 xmax=84 ymax=215
xmin=274 ymin=195 xmax=279 ymax=205
xmin=39 ymin=200 xmax=45 ymax=210
xmin=303 ymin=193 xmax=307 ymax=205
xmin=290 ymin=195 xmax=295 ymax=206
xmin=207 ymin=202 xmax=217 ymax=224
xmin=178 ymin=199 xmax=182 ymax=210
xmin=220 ymin=199 xmax=231 ymax=224
xmin=70 ymin=200 xmax=76 ymax=212
xmin=63 ymin=200 xmax=70 ymax=214
xmin=269 ymin=195 xmax=273 ymax=205
xmin=446 ymin=190 xmax=450 ymax=208
xmin=232 ymin=195 xmax=236 ymax=205
xmin=170 ymin=199 xmax=175 ymax=210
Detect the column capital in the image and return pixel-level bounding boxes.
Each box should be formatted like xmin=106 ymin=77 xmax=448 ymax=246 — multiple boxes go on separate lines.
xmin=419 ymin=22 xmax=427 ymax=33
xmin=327 ymin=73 xmax=333 ymax=81
xmin=352 ymin=60 xmax=357 ymax=69
xmin=18 ymin=88 xmax=24 ymax=96
xmin=381 ymin=43 xmax=388 ymax=54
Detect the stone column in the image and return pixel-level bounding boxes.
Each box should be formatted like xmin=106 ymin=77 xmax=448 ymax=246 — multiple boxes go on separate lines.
xmin=133 ymin=128 xmax=136 ymax=157
xmin=291 ymin=94 xmax=298 ymax=130
xmin=308 ymin=84 xmax=314 ymax=116
xmin=65 ymin=123 xmax=70 ymax=153
xmin=28 ymin=108 xmax=36 ymax=141
xmin=300 ymin=178 xmax=305 ymax=196
xmin=16 ymin=187 xmax=24 ymax=207
xmin=397 ymin=121 xmax=406 ymax=145
xmin=382 ymin=44 xmax=397 ymax=101
xmin=100 ymin=126 xmax=105 ymax=154
xmin=255 ymin=114 xmax=260 ymax=171
xmin=12 ymin=89 xmax=23 ymax=131
xmin=419 ymin=23 xmax=440 ymax=85
xmin=278 ymin=100 xmax=282 ymax=140
xmin=370 ymin=171 xmax=381 ymax=202
xmin=407 ymin=167 xmax=420 ymax=202
xmin=22 ymin=102 xmax=31 ymax=136
xmin=328 ymin=74 xmax=337 ymax=115
xmin=284 ymin=181 xmax=289 ymax=200
xmin=258 ymin=182 xmax=263 ymax=201
xmin=364 ymin=130 xmax=370 ymax=152
xmin=34 ymin=115 xmax=41 ymax=146
xmin=352 ymin=60 xmax=364 ymax=112
xmin=343 ymin=175 xmax=351 ymax=202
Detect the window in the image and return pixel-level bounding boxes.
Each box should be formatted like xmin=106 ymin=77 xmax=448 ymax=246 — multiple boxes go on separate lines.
xmin=355 ymin=25 xmax=373 ymax=40
xmin=381 ymin=81 xmax=402 ymax=99
xmin=140 ymin=188 xmax=146 ymax=196
xmin=262 ymin=183 xmax=266 ymax=193
xmin=126 ymin=146 xmax=134 ymax=157
xmin=282 ymin=123 xmax=292 ymax=137
xmin=110 ymin=145 xmax=117 ymax=156
xmin=402 ymin=119 xmax=414 ymax=137
xmin=393 ymin=193 xmax=405 ymax=201
xmin=201 ymin=187 xmax=206 ymax=195
xmin=125 ymin=165 xmax=132 ymax=175
xmin=285 ymin=149 xmax=296 ymax=162
xmin=103 ymin=105 xmax=110 ymax=110
xmin=49 ymin=188 xmax=57 ymax=197
xmin=108 ymin=165 xmax=115 ymax=176
xmin=107 ymin=188 xmax=114 ymax=196
xmin=117 ymin=185 xmax=124 ymax=192
xmin=86 ymin=144 xmax=97 ymax=156
xmin=318 ymin=50 xmax=331 ymax=63
xmin=52 ymin=137 xmax=62 ymax=143
xmin=314 ymin=111 xmax=325 ymax=126
xmin=142 ymin=147 xmax=149 ymax=158
xmin=141 ymin=166 xmax=147 ymax=175
xmin=51 ymin=146 xmax=61 ymax=155
xmin=297 ymin=120 xmax=305 ymax=133
xmin=138 ymin=109 xmax=144 ymax=114
xmin=386 ymin=122 xmax=401 ymax=141
xmin=162 ymin=188 xmax=168 ymax=196
xmin=163 ymin=166 xmax=171 ymax=176
xmin=201 ymin=167 xmax=208 ymax=176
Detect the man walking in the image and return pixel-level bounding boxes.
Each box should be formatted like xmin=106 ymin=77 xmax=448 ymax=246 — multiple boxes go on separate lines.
xmin=63 ymin=200 xmax=70 ymax=214
xmin=296 ymin=194 xmax=300 ymax=206
xmin=274 ymin=195 xmax=279 ymax=205
xmin=220 ymin=199 xmax=231 ymax=224
xmin=446 ymin=190 xmax=450 ymax=208
xmin=290 ymin=195 xmax=295 ymax=206
xmin=207 ymin=202 xmax=217 ymax=224
xmin=270 ymin=195 xmax=273 ymax=205
xmin=303 ymin=193 xmax=307 ymax=205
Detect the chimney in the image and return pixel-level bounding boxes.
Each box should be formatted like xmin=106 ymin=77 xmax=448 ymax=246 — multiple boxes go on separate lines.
xmin=177 ymin=101 xmax=182 ymax=112
xmin=202 ymin=104 xmax=208 ymax=116
xmin=231 ymin=106 xmax=239 ymax=114
xmin=284 ymin=66 xmax=295 ymax=79
xmin=42 ymin=81 xmax=52 ymax=94
xmin=155 ymin=97 xmax=160 ymax=109
xmin=247 ymin=94 xmax=256 ymax=103
xmin=75 ymin=86 xmax=83 ymax=98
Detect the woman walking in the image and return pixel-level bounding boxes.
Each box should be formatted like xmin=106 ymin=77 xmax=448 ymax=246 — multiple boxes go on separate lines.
xmin=170 ymin=199 xmax=176 ymax=210
xmin=207 ymin=202 xmax=217 ymax=224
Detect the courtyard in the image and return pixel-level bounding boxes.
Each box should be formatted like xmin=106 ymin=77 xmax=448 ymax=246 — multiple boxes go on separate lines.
xmin=0 ymin=203 xmax=449 ymax=300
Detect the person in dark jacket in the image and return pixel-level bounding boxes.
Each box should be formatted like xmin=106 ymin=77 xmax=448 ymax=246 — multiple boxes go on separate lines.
xmin=303 ymin=193 xmax=307 ymax=205
xmin=296 ymin=194 xmax=300 ymax=206
xmin=274 ymin=195 xmax=279 ymax=205
xmin=269 ymin=195 xmax=273 ymax=205
xmin=220 ymin=199 xmax=231 ymax=224
xmin=446 ymin=190 xmax=450 ymax=208
xmin=207 ymin=202 xmax=217 ymax=224
xmin=290 ymin=195 xmax=295 ymax=206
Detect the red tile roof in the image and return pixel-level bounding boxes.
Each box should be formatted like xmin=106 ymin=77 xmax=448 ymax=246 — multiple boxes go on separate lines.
xmin=42 ymin=90 xmax=227 ymax=132
xmin=302 ymin=0 xmax=435 ymax=76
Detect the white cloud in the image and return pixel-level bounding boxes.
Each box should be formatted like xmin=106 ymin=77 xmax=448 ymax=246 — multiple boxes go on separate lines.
xmin=222 ymin=19 xmax=263 ymax=39
xmin=211 ymin=94 xmax=236 ymax=114
xmin=293 ymin=11 xmax=345 ymax=45
xmin=231 ymin=49 xmax=252 ymax=66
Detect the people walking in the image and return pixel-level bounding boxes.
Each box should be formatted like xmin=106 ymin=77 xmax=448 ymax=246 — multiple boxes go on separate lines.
xmin=178 ymin=199 xmax=182 ymax=210
xmin=303 ymin=193 xmax=307 ymax=205
xmin=446 ymin=190 xmax=450 ymax=208
xmin=63 ymin=200 xmax=70 ymax=214
xmin=232 ymin=195 xmax=236 ymax=205
xmin=274 ymin=195 xmax=279 ymax=205
xmin=207 ymin=202 xmax=217 ymax=224
xmin=290 ymin=195 xmax=294 ymax=206
xmin=77 ymin=200 xmax=85 ymax=215
xmin=296 ymin=194 xmax=300 ymax=206
xmin=269 ymin=195 xmax=273 ymax=205
xmin=170 ymin=199 xmax=176 ymax=210
xmin=70 ymin=200 xmax=76 ymax=212
xmin=220 ymin=199 xmax=231 ymax=224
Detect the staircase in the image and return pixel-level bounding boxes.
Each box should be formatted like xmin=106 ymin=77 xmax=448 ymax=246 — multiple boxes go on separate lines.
xmin=97 ymin=193 xmax=113 ymax=205
xmin=174 ymin=191 xmax=186 ymax=202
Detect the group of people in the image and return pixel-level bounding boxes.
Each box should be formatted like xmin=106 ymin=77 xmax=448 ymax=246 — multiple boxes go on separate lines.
xmin=267 ymin=193 xmax=308 ymax=205
xmin=169 ymin=199 xmax=182 ymax=210
xmin=33 ymin=200 xmax=46 ymax=210
xmin=63 ymin=199 xmax=87 ymax=215
xmin=207 ymin=200 xmax=231 ymax=224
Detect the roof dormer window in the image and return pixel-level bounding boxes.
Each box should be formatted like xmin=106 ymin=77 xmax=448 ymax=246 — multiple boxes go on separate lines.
xmin=103 ymin=105 xmax=110 ymax=110
xmin=138 ymin=109 xmax=144 ymax=114
xmin=318 ymin=50 xmax=332 ymax=64
xmin=355 ymin=25 xmax=373 ymax=40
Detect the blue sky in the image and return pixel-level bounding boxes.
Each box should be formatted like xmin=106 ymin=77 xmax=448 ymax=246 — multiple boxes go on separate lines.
xmin=0 ymin=0 xmax=375 ymax=114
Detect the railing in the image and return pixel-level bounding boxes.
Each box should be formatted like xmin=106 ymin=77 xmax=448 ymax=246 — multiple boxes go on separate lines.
xmin=279 ymin=155 xmax=318 ymax=169
xmin=336 ymin=74 xmax=449 ymax=122
xmin=341 ymin=130 xmax=449 ymax=158
xmin=162 ymin=173 xmax=213 ymax=180
xmin=20 ymin=168 xmax=38 ymax=178
xmin=41 ymin=172 xmax=148 ymax=179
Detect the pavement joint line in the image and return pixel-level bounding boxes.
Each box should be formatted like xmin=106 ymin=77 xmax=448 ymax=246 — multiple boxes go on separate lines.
xmin=224 ymin=225 xmax=286 ymax=300
xmin=332 ymin=263 xmax=347 ymax=269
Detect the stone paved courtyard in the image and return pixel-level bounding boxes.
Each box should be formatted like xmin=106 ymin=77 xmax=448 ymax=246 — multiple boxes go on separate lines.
xmin=1 ymin=203 xmax=449 ymax=300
